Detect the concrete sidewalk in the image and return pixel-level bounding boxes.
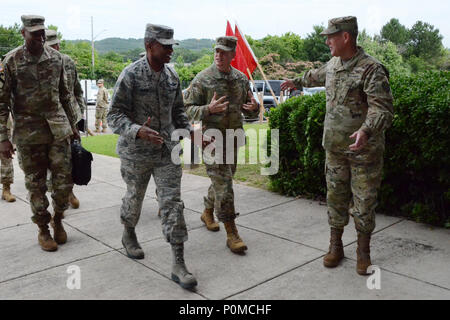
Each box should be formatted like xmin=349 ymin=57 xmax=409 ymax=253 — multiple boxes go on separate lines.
xmin=0 ymin=153 xmax=449 ymax=300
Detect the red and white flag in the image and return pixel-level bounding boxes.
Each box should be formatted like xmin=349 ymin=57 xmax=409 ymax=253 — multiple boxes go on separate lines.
xmin=225 ymin=21 xmax=258 ymax=79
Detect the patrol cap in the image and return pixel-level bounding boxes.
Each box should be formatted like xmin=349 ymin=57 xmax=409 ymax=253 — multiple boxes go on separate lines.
xmin=145 ymin=24 xmax=179 ymax=45
xmin=320 ymin=16 xmax=358 ymax=36
xmin=214 ymin=36 xmax=238 ymax=52
xmin=97 ymin=79 xmax=104 ymax=84
xmin=45 ymin=29 xmax=60 ymax=46
xmin=21 ymin=15 xmax=46 ymax=33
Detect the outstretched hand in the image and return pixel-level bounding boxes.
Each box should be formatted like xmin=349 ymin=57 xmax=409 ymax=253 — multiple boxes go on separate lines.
xmin=280 ymin=79 xmax=296 ymax=91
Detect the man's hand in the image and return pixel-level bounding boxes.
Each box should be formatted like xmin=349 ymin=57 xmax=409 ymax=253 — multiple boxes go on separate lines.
xmin=0 ymin=140 xmax=15 ymax=160
xmin=71 ymin=125 xmax=81 ymax=141
xmin=349 ymin=130 xmax=368 ymax=151
xmin=190 ymin=127 xmax=215 ymax=149
xmin=208 ymin=92 xmax=229 ymax=114
xmin=242 ymin=91 xmax=259 ymax=112
xmin=137 ymin=117 xmax=164 ymax=145
xmin=280 ymin=79 xmax=296 ymax=91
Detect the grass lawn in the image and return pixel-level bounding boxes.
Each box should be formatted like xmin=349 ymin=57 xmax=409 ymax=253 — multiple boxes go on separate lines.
xmin=81 ymin=122 xmax=271 ymax=190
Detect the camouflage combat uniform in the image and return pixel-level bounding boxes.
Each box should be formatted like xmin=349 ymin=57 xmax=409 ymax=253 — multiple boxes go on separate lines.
xmin=184 ymin=63 xmax=258 ymax=222
xmin=45 ymin=29 xmax=87 ymax=193
xmin=95 ymin=84 xmax=109 ymax=130
xmin=0 ymin=44 xmax=76 ymax=224
xmin=107 ymin=56 xmax=192 ymax=244
xmin=0 ymin=59 xmax=14 ymax=186
xmin=293 ymin=46 xmax=394 ymax=234
xmin=0 ymin=116 xmax=14 ymax=185
xmin=62 ymin=54 xmax=86 ymax=123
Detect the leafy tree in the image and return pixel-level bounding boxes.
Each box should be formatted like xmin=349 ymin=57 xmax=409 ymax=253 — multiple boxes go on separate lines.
xmin=381 ymin=18 xmax=409 ymax=46
xmin=407 ymin=21 xmax=444 ymax=60
xmin=0 ymin=23 xmax=23 ymax=56
xmin=359 ymin=31 xmax=410 ymax=76
xmin=175 ymin=53 xmax=213 ymax=87
xmin=122 ymin=47 xmax=145 ymax=62
xmin=303 ymin=25 xmax=331 ymax=63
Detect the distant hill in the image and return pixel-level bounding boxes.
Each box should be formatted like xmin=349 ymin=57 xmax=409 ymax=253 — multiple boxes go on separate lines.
xmin=66 ymin=38 xmax=215 ymax=54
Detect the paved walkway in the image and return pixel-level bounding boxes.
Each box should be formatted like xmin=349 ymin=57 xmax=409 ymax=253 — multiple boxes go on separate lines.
xmin=0 ymin=153 xmax=449 ymax=300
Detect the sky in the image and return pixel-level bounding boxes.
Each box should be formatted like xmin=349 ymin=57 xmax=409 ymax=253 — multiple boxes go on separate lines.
xmin=1 ymin=0 xmax=449 ymax=47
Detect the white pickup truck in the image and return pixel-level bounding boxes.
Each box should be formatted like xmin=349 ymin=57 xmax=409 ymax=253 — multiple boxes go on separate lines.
xmin=79 ymin=79 xmax=99 ymax=105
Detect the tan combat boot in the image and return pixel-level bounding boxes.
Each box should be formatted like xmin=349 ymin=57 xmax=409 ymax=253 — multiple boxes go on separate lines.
xmin=323 ymin=227 xmax=345 ymax=268
xmin=356 ymin=232 xmax=372 ymax=275
xmin=38 ymin=224 xmax=58 ymax=251
xmin=200 ymin=208 xmax=219 ymax=232
xmin=102 ymin=127 xmax=108 ymax=133
xmin=94 ymin=128 xmax=100 ymax=133
xmin=1 ymin=184 xmax=16 ymax=202
xmin=68 ymin=191 xmax=80 ymax=209
xmin=51 ymin=211 xmax=67 ymax=245
xmin=224 ymin=220 xmax=248 ymax=254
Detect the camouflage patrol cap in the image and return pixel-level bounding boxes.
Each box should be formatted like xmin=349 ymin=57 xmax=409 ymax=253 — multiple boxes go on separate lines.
xmin=145 ymin=24 xmax=179 ymax=45
xmin=320 ymin=16 xmax=358 ymax=36
xmin=97 ymin=79 xmax=104 ymax=84
xmin=215 ymin=36 xmax=238 ymax=52
xmin=21 ymin=15 xmax=46 ymax=33
xmin=45 ymin=29 xmax=60 ymax=46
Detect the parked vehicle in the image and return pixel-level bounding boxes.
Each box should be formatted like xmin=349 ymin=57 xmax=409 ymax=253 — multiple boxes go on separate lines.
xmin=79 ymin=80 xmax=99 ymax=105
xmin=302 ymin=87 xmax=325 ymax=96
xmin=250 ymin=80 xmax=290 ymax=112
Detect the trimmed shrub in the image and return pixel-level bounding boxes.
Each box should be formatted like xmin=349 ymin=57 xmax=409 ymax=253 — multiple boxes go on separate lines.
xmin=268 ymin=70 xmax=450 ymax=226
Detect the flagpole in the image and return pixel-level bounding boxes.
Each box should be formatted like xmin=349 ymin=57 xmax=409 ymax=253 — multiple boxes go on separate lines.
xmin=235 ymin=21 xmax=279 ymax=106
xmin=247 ymin=68 xmax=265 ymax=123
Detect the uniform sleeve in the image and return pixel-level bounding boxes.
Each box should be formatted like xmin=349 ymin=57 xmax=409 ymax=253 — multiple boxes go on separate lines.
xmin=59 ymin=59 xmax=77 ymax=126
xmin=0 ymin=59 xmax=12 ymax=142
xmin=172 ymin=80 xmax=192 ymax=132
xmin=103 ymin=88 xmax=109 ymax=106
xmin=73 ymin=67 xmax=86 ymax=116
xmin=183 ymin=78 xmax=211 ymax=122
xmin=360 ymin=65 xmax=394 ymax=137
xmin=292 ymin=62 xmax=327 ymax=89
xmin=106 ymin=70 xmax=141 ymax=142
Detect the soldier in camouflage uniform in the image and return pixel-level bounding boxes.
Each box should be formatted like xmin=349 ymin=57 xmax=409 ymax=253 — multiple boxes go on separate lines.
xmin=0 ymin=15 xmax=80 ymax=252
xmin=0 ymin=114 xmax=16 ymax=203
xmin=45 ymin=29 xmax=86 ymax=210
xmin=184 ymin=36 xmax=259 ymax=254
xmin=95 ymin=79 xmax=109 ymax=133
xmin=0 ymin=58 xmax=16 ymax=203
xmin=107 ymin=24 xmax=197 ymax=290
xmin=282 ymin=16 xmax=394 ymax=275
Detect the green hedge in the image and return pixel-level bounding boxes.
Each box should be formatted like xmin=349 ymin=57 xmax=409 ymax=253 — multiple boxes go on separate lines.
xmin=268 ymin=70 xmax=450 ymax=227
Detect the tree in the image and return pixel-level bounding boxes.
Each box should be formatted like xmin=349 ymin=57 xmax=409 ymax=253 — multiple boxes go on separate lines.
xmin=175 ymin=53 xmax=213 ymax=87
xmin=407 ymin=21 xmax=444 ymax=60
xmin=303 ymin=25 xmax=331 ymax=63
xmin=381 ymin=18 xmax=409 ymax=46
xmin=0 ymin=23 xmax=23 ymax=56
xmin=359 ymin=33 xmax=410 ymax=76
